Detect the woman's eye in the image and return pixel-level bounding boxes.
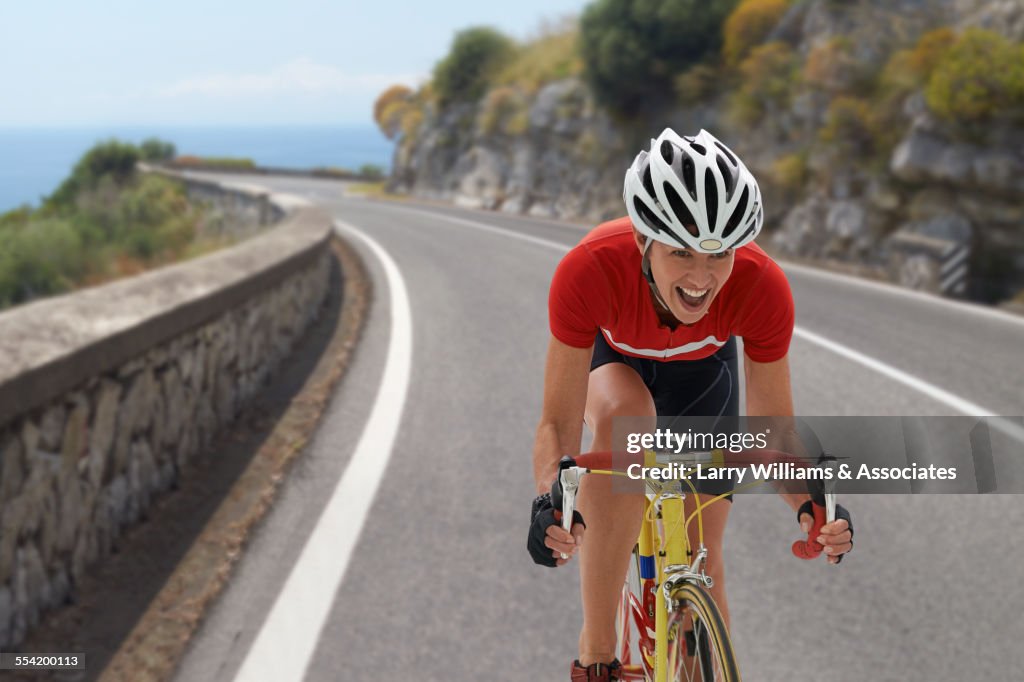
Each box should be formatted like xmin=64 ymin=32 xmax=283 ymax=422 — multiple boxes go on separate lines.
xmin=672 ymin=250 xmax=691 ymax=258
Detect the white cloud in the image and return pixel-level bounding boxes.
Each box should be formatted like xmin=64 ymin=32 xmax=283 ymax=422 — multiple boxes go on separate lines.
xmin=156 ymin=57 xmax=421 ymax=98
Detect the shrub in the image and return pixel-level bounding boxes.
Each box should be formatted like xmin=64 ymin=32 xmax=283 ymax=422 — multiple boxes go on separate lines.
xmin=478 ymin=86 xmax=529 ymax=135
xmin=674 ymin=63 xmax=721 ymax=103
xmin=925 ymin=28 xmax=1024 ymax=124
xmin=0 ymin=218 xmax=86 ymax=305
xmin=771 ymin=152 xmax=807 ymax=192
xmin=46 ymin=139 xmax=140 ymax=210
xmin=580 ymin=0 xmax=738 ymax=115
xmin=358 ymin=164 xmax=385 ymax=181
xmin=493 ymin=20 xmax=583 ymax=94
xmin=723 ymin=0 xmax=791 ymax=66
xmin=400 ymin=107 xmax=424 ymax=140
xmin=730 ymin=41 xmax=799 ymax=124
xmin=373 ymin=85 xmax=414 ymax=139
xmin=803 ymin=36 xmax=865 ymax=93
xmin=881 ymin=27 xmax=956 ymax=94
xmin=0 ymin=142 xmax=212 ymax=310
xmin=818 ymin=96 xmax=880 ymax=157
xmin=139 ymin=137 xmax=176 ymax=161
xmin=433 ymin=27 xmax=516 ymax=107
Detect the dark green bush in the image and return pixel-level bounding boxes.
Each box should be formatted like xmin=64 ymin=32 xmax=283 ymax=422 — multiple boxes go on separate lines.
xmin=0 ymin=218 xmax=86 ymax=306
xmin=358 ymin=164 xmax=385 ymax=181
xmin=139 ymin=137 xmax=177 ymax=161
xmin=581 ymin=0 xmax=738 ymax=115
xmin=45 ymin=139 xmax=139 ymax=210
xmin=433 ymin=27 xmax=516 ymax=107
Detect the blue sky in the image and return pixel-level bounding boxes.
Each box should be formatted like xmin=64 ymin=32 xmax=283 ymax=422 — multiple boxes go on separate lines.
xmin=1 ymin=0 xmax=588 ymax=127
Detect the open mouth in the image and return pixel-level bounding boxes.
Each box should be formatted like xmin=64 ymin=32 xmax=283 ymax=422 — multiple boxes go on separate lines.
xmin=676 ymin=286 xmax=711 ymax=313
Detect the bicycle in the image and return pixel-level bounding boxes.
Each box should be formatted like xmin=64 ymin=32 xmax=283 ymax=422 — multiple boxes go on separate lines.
xmin=554 ymin=449 xmax=838 ymax=682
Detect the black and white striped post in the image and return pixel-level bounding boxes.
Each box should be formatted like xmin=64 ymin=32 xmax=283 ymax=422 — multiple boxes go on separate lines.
xmin=939 ymin=242 xmax=969 ymax=297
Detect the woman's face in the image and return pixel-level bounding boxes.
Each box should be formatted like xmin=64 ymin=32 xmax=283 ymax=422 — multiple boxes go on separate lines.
xmin=636 ymin=232 xmax=735 ymax=325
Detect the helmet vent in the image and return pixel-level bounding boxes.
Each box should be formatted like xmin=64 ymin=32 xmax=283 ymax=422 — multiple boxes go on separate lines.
xmin=713 ymin=141 xmax=737 ymax=166
xmin=704 ymin=169 xmax=719 ymax=230
xmin=690 ymin=142 xmax=706 ymax=155
xmin=662 ymin=182 xmax=699 ymax=238
xmin=660 ymin=140 xmax=674 ymax=164
xmin=723 ymin=186 xmax=749 ymax=239
xmin=735 ymin=223 xmax=757 ymax=245
xmin=716 ymin=155 xmax=736 ymax=199
xmin=682 ymin=155 xmax=697 ymax=201
xmin=642 ymin=163 xmax=656 ymax=198
xmin=634 ymin=196 xmax=669 ymax=234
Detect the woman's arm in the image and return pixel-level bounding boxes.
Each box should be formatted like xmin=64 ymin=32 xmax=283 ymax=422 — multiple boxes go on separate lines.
xmin=532 ymin=336 xmax=593 ymax=494
xmin=745 ymin=351 xmax=853 ymax=564
xmin=744 ymin=352 xmax=807 ymax=513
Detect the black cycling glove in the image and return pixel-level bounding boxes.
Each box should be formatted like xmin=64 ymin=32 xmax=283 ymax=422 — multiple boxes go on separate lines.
xmin=528 ymin=492 xmax=585 ymax=567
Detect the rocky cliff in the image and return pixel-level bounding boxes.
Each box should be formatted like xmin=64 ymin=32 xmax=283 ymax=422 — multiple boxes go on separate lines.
xmin=388 ymin=0 xmax=1024 ymax=303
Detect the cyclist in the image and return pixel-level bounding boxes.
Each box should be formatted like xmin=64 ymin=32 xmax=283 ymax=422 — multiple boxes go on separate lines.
xmin=528 ymin=129 xmax=854 ymax=681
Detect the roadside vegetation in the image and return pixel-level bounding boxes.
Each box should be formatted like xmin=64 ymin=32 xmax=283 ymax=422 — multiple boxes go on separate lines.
xmin=0 ymin=139 xmax=229 ymax=310
xmin=374 ymin=0 xmax=1024 ymax=169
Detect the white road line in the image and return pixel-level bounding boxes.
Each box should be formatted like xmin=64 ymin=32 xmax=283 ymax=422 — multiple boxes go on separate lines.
xmin=778 ymin=260 xmax=1024 ymax=329
xmin=232 ymin=220 xmax=413 ymax=682
xmin=790 ymin=327 xmax=993 ymax=416
xmin=380 ymin=204 xmax=1015 ymax=422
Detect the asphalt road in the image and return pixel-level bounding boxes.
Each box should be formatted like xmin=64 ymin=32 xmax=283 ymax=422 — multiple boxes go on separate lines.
xmin=172 ymin=174 xmax=1024 ymax=681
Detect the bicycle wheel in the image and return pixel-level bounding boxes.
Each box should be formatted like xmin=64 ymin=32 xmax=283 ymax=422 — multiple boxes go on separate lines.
xmin=664 ymin=582 xmax=739 ymax=682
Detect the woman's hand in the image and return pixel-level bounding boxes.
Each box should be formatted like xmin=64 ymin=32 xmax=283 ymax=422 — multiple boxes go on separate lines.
xmin=797 ymin=502 xmax=854 ymax=565
xmin=528 ymin=493 xmax=586 ymax=567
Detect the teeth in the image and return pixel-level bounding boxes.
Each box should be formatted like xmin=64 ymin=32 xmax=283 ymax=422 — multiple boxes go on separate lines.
xmin=681 ymin=288 xmax=709 ymax=297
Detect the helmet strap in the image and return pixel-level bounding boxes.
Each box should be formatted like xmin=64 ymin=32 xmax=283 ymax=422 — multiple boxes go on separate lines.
xmin=640 ymin=237 xmax=671 ymax=311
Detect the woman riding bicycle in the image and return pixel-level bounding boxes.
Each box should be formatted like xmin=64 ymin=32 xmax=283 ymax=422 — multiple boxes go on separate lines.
xmin=528 ymin=129 xmax=854 ymax=681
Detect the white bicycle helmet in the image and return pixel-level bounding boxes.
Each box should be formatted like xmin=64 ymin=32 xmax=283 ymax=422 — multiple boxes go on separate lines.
xmin=623 ymin=128 xmax=763 ymax=254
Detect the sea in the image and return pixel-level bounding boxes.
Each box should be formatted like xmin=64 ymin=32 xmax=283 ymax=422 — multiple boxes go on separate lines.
xmin=0 ymin=125 xmax=394 ymax=213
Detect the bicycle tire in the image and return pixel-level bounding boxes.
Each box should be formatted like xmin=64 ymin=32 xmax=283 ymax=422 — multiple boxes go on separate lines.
xmin=664 ymin=582 xmax=739 ymax=682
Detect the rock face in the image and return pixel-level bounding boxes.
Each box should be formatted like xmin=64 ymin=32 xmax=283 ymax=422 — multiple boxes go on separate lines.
xmin=392 ymin=79 xmax=628 ymax=224
xmin=390 ymin=0 xmax=1024 ymax=302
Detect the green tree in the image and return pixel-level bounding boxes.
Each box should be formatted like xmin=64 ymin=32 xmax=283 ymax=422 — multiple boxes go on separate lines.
xmin=139 ymin=137 xmax=177 ymax=161
xmin=433 ymin=27 xmax=515 ymax=107
xmin=580 ymin=0 xmax=738 ymax=115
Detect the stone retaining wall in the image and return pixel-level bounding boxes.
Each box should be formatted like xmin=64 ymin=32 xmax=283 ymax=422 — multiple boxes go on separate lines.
xmin=0 ymin=178 xmax=334 ymax=648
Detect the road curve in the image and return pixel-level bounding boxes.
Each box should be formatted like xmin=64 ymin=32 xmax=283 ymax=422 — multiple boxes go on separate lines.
xmin=172 ymin=175 xmax=1024 ymax=681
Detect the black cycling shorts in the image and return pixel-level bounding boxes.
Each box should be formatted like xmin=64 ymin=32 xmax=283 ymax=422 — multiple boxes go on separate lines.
xmin=590 ymin=332 xmax=740 ymax=501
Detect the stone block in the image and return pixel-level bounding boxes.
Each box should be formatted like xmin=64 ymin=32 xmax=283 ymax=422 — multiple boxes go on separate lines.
xmin=60 ymin=397 xmax=89 ymax=474
xmin=0 ymin=584 xmax=11 ymax=647
xmin=0 ymin=432 xmax=25 ymax=505
xmin=88 ymin=379 xmax=121 ymax=487
xmin=38 ymin=404 xmax=66 ymax=452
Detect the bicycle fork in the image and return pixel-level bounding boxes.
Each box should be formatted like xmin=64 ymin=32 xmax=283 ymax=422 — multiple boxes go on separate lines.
xmin=652 ymin=493 xmax=712 ymax=682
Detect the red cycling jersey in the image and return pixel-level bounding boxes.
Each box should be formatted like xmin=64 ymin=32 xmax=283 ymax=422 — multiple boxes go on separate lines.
xmin=548 ymin=217 xmax=794 ymax=363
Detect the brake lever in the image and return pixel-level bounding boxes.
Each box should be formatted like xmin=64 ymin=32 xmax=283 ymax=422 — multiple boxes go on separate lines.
xmin=558 ymin=466 xmax=582 ymax=560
